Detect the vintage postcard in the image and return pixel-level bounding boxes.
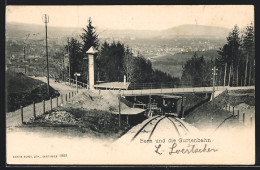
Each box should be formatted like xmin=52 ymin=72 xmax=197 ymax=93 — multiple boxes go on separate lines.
xmin=6 ymin=5 xmax=255 ymax=165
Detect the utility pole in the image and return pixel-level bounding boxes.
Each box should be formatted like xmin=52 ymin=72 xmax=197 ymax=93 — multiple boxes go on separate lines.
xmin=228 ymin=63 xmax=232 ymax=86
xmin=224 ymin=63 xmax=227 ymax=87
xmin=23 ymin=47 xmax=26 ymax=74
xmin=212 ymin=66 xmax=216 ymax=108
xmin=67 ymin=38 xmax=71 ymax=85
xmin=42 ymin=14 xmax=50 ymax=96
xmin=231 ymin=63 xmax=234 ymax=86
xmin=249 ymin=61 xmax=252 ymax=86
xmin=253 ymin=59 xmax=255 ymax=85
xmin=118 ymin=94 xmax=121 ymax=128
xmin=62 ymin=51 xmax=65 ymax=81
xmin=236 ymin=60 xmax=239 ymax=86
xmin=244 ymin=54 xmax=248 ymax=86
xmin=218 ymin=70 xmax=222 ymax=87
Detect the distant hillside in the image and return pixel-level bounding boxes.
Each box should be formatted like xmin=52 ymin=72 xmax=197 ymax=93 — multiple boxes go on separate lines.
xmin=6 ymin=22 xmax=82 ymax=43
xmin=160 ymin=24 xmax=230 ymax=39
xmin=6 ymin=22 xmax=230 ymax=41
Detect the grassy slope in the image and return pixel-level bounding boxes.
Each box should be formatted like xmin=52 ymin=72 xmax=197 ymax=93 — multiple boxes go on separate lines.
xmin=6 ymin=70 xmax=60 ymax=112
xmin=184 ymin=89 xmax=255 ymax=130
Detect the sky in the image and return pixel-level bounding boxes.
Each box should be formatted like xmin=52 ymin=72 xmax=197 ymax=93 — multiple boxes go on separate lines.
xmin=6 ymin=5 xmax=254 ymax=30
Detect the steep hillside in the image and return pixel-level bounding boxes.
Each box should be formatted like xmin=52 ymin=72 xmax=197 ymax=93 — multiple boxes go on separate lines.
xmin=185 ymin=89 xmax=255 ymax=130
xmin=6 ymin=70 xmax=60 ymax=112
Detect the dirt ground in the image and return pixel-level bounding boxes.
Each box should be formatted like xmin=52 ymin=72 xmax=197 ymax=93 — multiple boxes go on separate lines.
xmin=64 ymin=89 xmax=129 ymax=112
xmin=184 ymin=89 xmax=255 ymax=132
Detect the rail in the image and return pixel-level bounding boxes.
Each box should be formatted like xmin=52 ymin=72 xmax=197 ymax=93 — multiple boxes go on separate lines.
xmin=131 ymin=115 xmax=190 ymax=142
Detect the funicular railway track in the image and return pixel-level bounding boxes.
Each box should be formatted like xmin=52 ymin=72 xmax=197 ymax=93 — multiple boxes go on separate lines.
xmin=131 ymin=115 xmax=190 ymax=142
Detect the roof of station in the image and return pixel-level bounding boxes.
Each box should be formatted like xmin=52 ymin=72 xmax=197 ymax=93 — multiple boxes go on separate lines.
xmin=94 ymin=82 xmax=131 ymax=90
xmin=112 ymin=108 xmax=146 ymax=115
xmin=160 ymin=94 xmax=183 ymax=99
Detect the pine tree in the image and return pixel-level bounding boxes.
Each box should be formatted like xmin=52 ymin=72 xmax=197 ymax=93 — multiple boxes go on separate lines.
xmin=181 ymin=52 xmax=209 ymax=87
xmin=242 ymin=22 xmax=254 ymax=86
xmin=80 ymin=18 xmax=99 ymax=83
xmin=80 ymin=17 xmax=99 ymax=54
xmin=217 ymin=25 xmax=241 ymax=86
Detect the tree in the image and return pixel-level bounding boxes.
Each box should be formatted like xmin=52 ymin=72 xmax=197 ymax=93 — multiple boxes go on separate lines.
xmin=123 ymin=47 xmax=135 ymax=82
xmin=217 ymin=25 xmax=241 ymax=86
xmin=181 ymin=52 xmax=210 ymax=87
xmin=98 ymin=41 xmax=125 ymax=82
xmin=98 ymin=41 xmax=179 ymax=85
xmin=241 ymin=22 xmax=255 ymax=86
xmin=80 ymin=17 xmax=99 ymax=54
xmin=80 ymin=18 xmax=100 ymax=83
xmin=65 ymin=38 xmax=83 ymax=81
xmin=51 ymin=51 xmax=66 ymax=80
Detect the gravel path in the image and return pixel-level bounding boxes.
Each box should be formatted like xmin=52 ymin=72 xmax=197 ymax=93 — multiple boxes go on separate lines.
xmin=6 ymin=77 xmax=81 ymax=127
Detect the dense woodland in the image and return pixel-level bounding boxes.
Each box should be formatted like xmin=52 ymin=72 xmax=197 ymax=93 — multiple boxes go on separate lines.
xmin=181 ymin=23 xmax=255 ymax=87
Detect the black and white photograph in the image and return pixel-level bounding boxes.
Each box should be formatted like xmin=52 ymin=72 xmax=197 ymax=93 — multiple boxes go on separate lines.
xmin=5 ymin=5 xmax=255 ymax=165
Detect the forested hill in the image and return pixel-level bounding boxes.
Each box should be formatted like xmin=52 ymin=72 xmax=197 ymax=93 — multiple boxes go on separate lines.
xmin=152 ymin=50 xmax=219 ymax=78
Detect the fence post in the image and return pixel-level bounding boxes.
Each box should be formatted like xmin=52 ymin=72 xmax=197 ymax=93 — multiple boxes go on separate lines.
xmin=33 ymin=101 xmax=36 ymax=118
xmin=232 ymin=106 xmax=234 ymax=116
xmin=61 ymin=94 xmax=63 ymax=105
xmin=72 ymin=91 xmax=74 ymax=97
xmin=118 ymin=94 xmax=121 ymax=128
xmin=56 ymin=96 xmax=58 ymax=107
xmin=69 ymin=92 xmax=70 ymax=99
xmin=225 ymin=104 xmax=227 ymax=111
xmin=243 ymin=113 xmax=245 ymax=125
xmin=237 ymin=110 xmax=239 ymax=119
xmin=66 ymin=94 xmax=67 ymax=101
xmin=50 ymin=97 xmax=52 ymax=110
xmin=229 ymin=105 xmax=230 ymax=112
xmin=43 ymin=100 xmax=45 ymax=113
xmin=20 ymin=106 xmax=24 ymax=124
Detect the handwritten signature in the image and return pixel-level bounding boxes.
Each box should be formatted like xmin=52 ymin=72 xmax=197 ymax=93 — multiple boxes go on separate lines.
xmin=155 ymin=142 xmax=218 ymax=155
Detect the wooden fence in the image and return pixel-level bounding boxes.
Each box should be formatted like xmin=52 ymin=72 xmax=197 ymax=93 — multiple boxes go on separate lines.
xmin=20 ymin=90 xmax=79 ymax=124
xmin=65 ymin=78 xmax=89 ymax=89
xmin=223 ymin=103 xmax=253 ymax=127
